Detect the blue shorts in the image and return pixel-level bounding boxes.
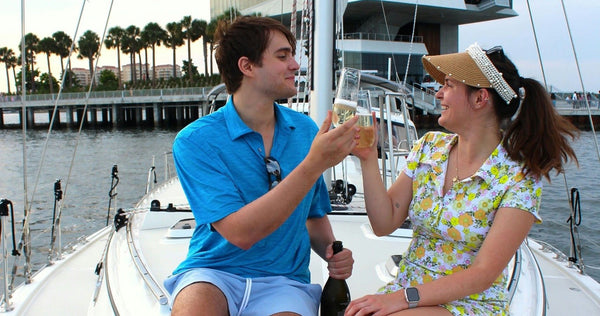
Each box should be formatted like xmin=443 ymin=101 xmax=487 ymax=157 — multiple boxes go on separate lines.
xmin=164 ymin=268 xmax=321 ymax=316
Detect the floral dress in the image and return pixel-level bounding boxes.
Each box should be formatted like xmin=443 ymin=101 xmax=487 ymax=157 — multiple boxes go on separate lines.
xmin=378 ymin=132 xmax=542 ymax=315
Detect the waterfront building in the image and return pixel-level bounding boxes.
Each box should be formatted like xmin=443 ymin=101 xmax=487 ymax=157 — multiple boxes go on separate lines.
xmin=121 ymin=63 xmax=150 ymax=83
xmin=209 ymin=0 xmax=517 ymax=84
xmin=154 ymin=64 xmax=182 ymax=81
xmin=71 ymin=67 xmax=91 ymax=87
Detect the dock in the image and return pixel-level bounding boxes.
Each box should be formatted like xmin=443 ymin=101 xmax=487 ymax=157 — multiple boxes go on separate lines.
xmin=1 ymin=88 xmax=599 ymax=130
xmin=0 ymin=87 xmax=215 ymax=129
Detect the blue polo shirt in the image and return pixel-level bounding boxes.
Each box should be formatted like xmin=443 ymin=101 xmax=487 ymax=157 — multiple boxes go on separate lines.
xmin=171 ymin=97 xmax=331 ymax=283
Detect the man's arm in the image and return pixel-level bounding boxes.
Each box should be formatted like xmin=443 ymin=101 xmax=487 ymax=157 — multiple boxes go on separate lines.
xmin=212 ymin=113 xmax=360 ymax=250
xmin=307 ymin=215 xmax=354 ymax=280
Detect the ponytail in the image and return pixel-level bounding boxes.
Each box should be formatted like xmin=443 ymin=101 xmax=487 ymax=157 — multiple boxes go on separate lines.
xmin=484 ymin=50 xmax=579 ymax=181
xmin=502 ymin=77 xmax=579 ymax=181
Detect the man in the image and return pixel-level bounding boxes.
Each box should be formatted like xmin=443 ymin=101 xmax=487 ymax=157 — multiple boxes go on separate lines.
xmin=164 ymin=16 xmax=358 ymax=315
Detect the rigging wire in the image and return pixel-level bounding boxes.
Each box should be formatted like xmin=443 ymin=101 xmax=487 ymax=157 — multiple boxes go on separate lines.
xmin=16 ymin=2 xmax=88 ymax=276
xmin=56 ymin=0 xmax=116 ymax=228
xmin=558 ymin=0 xmax=600 ymax=162
xmin=378 ymin=0 xmax=419 ymax=86
xmin=401 ymin=0 xmax=418 ymax=87
xmin=18 ymin=0 xmax=32 ymax=284
xmin=525 ymin=0 xmax=548 ymax=90
xmin=526 ymin=0 xmax=600 ymax=274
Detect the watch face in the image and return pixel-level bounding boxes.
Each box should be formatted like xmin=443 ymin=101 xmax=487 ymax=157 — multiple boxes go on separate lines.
xmin=406 ymin=287 xmax=420 ymax=301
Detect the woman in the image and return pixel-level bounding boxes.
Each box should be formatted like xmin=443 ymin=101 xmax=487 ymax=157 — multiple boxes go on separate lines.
xmin=345 ymin=43 xmax=579 ymax=315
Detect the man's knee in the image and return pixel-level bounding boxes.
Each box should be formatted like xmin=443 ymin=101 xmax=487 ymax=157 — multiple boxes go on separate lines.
xmin=171 ymin=282 xmax=228 ymax=316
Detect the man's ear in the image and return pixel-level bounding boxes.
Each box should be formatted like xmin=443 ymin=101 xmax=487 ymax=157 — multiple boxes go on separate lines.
xmin=238 ymin=56 xmax=254 ymax=77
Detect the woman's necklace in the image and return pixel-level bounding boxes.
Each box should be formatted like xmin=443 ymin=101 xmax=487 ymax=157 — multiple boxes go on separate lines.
xmin=452 ymin=144 xmax=460 ymax=184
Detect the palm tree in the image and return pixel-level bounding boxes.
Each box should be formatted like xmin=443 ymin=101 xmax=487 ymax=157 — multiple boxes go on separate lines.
xmin=141 ymin=22 xmax=167 ymax=84
xmin=77 ymin=30 xmax=100 ymax=87
xmin=37 ymin=37 xmax=58 ymax=94
xmin=181 ymin=16 xmax=204 ymax=81
xmin=205 ymin=19 xmax=217 ymax=76
xmin=140 ymin=35 xmax=150 ymax=82
xmin=8 ymin=54 xmax=18 ymax=93
xmin=20 ymin=33 xmax=40 ymax=92
xmin=165 ymin=21 xmax=184 ymax=79
xmin=123 ymin=25 xmax=141 ymax=83
xmin=104 ymin=26 xmax=125 ymax=88
xmin=0 ymin=47 xmax=15 ymax=94
xmin=52 ymin=31 xmax=74 ymax=79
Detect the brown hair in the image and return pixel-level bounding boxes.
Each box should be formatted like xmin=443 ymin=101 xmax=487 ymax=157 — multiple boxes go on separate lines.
xmin=214 ymin=15 xmax=296 ymax=94
xmin=483 ymin=49 xmax=579 ymax=181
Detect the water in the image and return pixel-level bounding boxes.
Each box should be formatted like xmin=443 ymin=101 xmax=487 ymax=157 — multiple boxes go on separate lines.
xmin=0 ymin=127 xmax=599 ymax=289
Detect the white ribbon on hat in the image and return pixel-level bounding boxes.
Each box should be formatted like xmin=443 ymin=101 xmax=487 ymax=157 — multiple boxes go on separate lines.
xmin=466 ymin=43 xmax=517 ymax=104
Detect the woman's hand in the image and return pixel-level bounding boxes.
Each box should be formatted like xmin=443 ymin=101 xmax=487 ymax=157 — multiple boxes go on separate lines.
xmin=345 ymin=292 xmax=405 ymax=316
xmin=351 ymin=112 xmax=378 ymax=162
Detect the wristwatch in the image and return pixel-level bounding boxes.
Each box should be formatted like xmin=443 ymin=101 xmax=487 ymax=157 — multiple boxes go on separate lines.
xmin=404 ymin=287 xmax=420 ymax=308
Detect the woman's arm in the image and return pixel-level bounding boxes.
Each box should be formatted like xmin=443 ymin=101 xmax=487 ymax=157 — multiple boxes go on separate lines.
xmin=345 ymin=207 xmax=536 ymax=315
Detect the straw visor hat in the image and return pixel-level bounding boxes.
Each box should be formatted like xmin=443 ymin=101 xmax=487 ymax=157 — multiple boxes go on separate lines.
xmin=422 ymin=50 xmax=491 ymax=89
xmin=422 ymin=43 xmax=518 ymax=104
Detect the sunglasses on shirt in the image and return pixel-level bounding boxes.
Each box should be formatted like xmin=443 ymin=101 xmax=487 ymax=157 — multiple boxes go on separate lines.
xmin=265 ymin=156 xmax=281 ymax=190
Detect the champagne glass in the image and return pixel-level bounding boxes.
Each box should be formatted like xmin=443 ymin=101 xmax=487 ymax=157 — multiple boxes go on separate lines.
xmin=332 ymin=67 xmax=361 ymax=127
xmin=356 ymin=90 xmax=374 ymax=148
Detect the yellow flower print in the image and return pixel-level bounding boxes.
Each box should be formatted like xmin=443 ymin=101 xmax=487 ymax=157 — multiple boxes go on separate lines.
xmin=415 ymin=246 xmax=426 ymax=259
xmin=420 ymin=197 xmax=433 ymax=210
xmin=432 ymin=151 xmax=442 ymax=160
xmin=535 ymin=187 xmax=542 ymax=198
xmin=493 ymin=273 xmax=504 ymax=285
xmin=452 ymin=199 xmax=465 ymax=210
xmin=447 ymin=227 xmax=462 ymax=241
xmin=422 ymin=274 xmax=433 ymax=283
xmin=441 ymin=244 xmax=453 ymax=254
xmin=514 ymin=172 xmax=524 ymax=182
xmin=452 ymin=265 xmax=464 ymax=274
xmin=480 ymin=182 xmax=489 ymax=190
xmin=458 ymin=214 xmax=473 ymax=227
xmin=456 ymin=193 xmax=464 ymax=201
xmin=433 ymin=165 xmax=442 ymax=174
xmin=450 ymin=217 xmax=459 ymax=226
xmin=410 ymin=280 xmax=419 ymax=287
xmin=478 ymin=199 xmax=491 ymax=210
xmin=407 ymin=161 xmax=418 ymax=171
xmin=474 ymin=209 xmax=486 ymax=220
xmin=490 ymin=165 xmax=499 ymax=177
xmin=469 ymin=293 xmax=481 ymax=300
xmin=499 ymin=175 xmax=509 ymax=184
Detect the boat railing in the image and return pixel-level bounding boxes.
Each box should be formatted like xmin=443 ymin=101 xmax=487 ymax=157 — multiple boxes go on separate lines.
xmin=0 ymin=199 xmax=15 ymax=311
xmin=145 ymin=152 xmax=175 ymax=195
xmin=0 ymin=87 xmax=212 ymax=105
xmin=377 ymin=91 xmax=417 ymax=188
xmin=343 ymin=32 xmax=423 ymax=43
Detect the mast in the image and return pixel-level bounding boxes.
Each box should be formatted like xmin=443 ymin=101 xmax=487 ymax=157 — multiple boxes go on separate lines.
xmin=309 ymin=0 xmax=334 ymax=126
xmin=310 ymin=0 xmax=335 ymax=187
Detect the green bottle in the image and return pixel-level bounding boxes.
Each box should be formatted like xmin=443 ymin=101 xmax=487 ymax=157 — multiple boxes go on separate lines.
xmin=320 ymin=241 xmax=351 ymax=316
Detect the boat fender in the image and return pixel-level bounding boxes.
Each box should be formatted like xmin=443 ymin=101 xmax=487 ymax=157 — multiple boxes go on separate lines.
xmin=114 ymin=208 xmax=128 ymax=231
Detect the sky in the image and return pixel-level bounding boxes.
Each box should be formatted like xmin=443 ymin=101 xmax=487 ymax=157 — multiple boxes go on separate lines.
xmin=0 ymin=0 xmax=598 ymax=94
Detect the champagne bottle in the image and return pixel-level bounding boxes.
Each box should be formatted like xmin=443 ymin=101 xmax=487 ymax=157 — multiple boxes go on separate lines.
xmin=320 ymin=240 xmax=351 ymax=316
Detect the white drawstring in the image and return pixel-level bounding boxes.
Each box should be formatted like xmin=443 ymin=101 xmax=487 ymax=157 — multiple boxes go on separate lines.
xmin=237 ymin=278 xmax=252 ymax=316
